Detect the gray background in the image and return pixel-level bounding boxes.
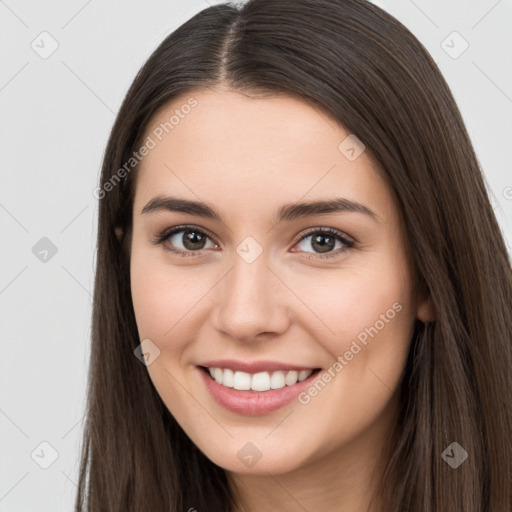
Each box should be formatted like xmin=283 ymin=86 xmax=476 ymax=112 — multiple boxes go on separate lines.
xmin=1 ymin=0 xmax=511 ymax=510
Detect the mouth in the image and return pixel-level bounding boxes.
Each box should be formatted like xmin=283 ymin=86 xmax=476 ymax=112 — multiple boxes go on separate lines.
xmin=198 ymin=365 xmax=322 ymax=392
xmin=196 ymin=364 xmax=323 ymax=416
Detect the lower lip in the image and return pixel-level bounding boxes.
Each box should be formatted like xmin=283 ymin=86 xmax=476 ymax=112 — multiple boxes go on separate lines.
xmin=197 ymin=366 xmax=321 ymax=416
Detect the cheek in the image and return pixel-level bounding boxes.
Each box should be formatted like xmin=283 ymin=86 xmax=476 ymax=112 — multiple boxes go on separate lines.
xmin=284 ymin=259 xmax=416 ymax=415
xmin=130 ymin=245 xmax=212 ymax=357
xmin=130 ymin=263 xmax=171 ymax=341
xmin=130 ymin=249 xmax=202 ymax=406
xmin=287 ymin=261 xmax=414 ymax=346
xmin=280 ymin=266 xmax=415 ymax=454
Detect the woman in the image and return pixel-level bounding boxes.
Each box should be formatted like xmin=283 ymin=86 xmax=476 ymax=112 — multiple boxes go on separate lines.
xmin=76 ymin=0 xmax=512 ymax=510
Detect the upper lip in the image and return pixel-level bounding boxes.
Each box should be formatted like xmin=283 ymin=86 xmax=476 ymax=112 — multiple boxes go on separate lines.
xmin=198 ymin=359 xmax=320 ymax=373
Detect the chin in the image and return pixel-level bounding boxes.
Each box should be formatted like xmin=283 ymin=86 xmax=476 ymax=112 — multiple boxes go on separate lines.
xmin=195 ymin=436 xmax=313 ymax=476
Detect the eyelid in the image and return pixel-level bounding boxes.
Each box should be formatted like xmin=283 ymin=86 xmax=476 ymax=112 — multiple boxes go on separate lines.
xmin=291 ymin=226 xmax=355 ymax=260
xmin=294 ymin=226 xmax=355 ymax=245
xmin=153 ymin=224 xmax=219 ymax=246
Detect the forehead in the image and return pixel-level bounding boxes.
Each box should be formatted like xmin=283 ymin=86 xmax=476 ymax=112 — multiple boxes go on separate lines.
xmin=133 ymin=88 xmax=395 ymax=223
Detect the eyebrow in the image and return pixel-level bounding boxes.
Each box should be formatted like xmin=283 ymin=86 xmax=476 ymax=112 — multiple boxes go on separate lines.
xmin=141 ymin=195 xmax=379 ymax=223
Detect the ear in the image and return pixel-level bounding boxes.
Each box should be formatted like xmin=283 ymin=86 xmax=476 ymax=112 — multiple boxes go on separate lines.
xmin=416 ymin=284 xmax=436 ymax=322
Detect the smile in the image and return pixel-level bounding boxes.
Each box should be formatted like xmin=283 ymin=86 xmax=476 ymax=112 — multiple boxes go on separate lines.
xmin=197 ymin=364 xmax=322 ymax=416
xmin=203 ymin=366 xmax=314 ymax=391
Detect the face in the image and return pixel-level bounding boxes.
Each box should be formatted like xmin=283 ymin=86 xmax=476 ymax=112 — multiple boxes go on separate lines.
xmin=129 ymin=88 xmax=433 ymax=477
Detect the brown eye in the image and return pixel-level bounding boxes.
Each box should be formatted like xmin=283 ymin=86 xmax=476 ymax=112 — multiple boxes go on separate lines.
xmin=155 ymin=225 xmax=218 ymax=256
xmin=293 ymin=228 xmax=355 ymax=259
xmin=179 ymin=229 xmax=208 ymax=251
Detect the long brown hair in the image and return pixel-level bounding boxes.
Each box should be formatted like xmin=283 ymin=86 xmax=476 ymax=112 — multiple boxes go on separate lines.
xmin=75 ymin=0 xmax=512 ymax=510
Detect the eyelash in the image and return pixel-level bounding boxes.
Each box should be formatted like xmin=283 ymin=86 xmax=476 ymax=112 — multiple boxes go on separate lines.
xmin=152 ymin=224 xmax=355 ymax=260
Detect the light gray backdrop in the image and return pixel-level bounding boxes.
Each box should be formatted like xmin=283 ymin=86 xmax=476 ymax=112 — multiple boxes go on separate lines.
xmin=1 ymin=0 xmax=511 ymax=510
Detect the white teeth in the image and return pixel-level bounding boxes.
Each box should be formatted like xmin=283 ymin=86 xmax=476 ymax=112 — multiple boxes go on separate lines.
xmin=233 ymin=371 xmax=251 ymax=390
xmin=214 ymin=367 xmax=223 ymax=384
xmin=270 ymin=371 xmax=286 ymax=389
xmin=284 ymin=370 xmax=298 ymax=386
xmin=222 ymin=368 xmax=234 ymax=387
xmin=251 ymin=372 xmax=270 ymax=391
xmin=205 ymin=367 xmax=314 ymax=391
xmin=298 ymin=370 xmax=311 ymax=382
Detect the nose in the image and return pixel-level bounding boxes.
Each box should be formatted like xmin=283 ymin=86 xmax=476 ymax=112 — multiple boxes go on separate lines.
xmin=212 ymin=252 xmax=291 ymax=342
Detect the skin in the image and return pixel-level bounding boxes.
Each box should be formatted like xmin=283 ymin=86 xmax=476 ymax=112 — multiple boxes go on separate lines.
xmin=129 ymin=87 xmax=435 ymax=512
